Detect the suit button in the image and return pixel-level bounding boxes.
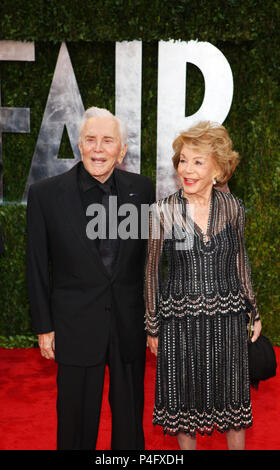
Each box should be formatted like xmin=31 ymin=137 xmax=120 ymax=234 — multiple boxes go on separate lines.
xmin=105 ymin=305 xmax=111 ymax=312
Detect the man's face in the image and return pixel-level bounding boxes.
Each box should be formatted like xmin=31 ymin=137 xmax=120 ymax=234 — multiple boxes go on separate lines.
xmin=78 ymin=117 xmax=127 ymax=183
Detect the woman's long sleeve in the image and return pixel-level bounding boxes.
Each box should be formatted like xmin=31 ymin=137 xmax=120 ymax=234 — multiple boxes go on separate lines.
xmin=236 ymin=200 xmax=259 ymax=321
xmin=144 ymin=204 xmax=164 ymax=337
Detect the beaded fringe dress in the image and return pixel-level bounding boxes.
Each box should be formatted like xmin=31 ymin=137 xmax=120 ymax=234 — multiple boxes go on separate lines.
xmin=144 ymin=188 xmax=258 ymax=436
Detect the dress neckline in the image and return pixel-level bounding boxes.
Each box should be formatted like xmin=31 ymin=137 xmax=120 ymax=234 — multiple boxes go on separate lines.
xmin=178 ymin=187 xmax=216 ymax=244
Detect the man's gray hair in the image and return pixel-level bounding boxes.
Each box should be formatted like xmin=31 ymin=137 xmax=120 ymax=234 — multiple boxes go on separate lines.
xmin=79 ymin=106 xmax=128 ymax=147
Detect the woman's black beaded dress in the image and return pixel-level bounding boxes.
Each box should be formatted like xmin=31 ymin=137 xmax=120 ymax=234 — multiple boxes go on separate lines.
xmin=144 ymin=187 xmax=258 ymax=436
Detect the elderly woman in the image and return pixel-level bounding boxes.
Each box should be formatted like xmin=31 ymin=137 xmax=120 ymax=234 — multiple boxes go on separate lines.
xmin=144 ymin=121 xmax=261 ymax=450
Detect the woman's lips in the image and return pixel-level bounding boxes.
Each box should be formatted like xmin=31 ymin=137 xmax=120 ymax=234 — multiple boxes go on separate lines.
xmin=184 ymin=178 xmax=198 ymax=186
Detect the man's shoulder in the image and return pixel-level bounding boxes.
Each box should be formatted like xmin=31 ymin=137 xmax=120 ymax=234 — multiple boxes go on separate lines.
xmin=29 ymin=164 xmax=77 ymax=195
xmin=116 ymin=168 xmax=153 ymax=187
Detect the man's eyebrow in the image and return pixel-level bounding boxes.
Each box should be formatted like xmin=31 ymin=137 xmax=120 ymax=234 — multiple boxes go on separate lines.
xmin=85 ymin=134 xmax=115 ymax=139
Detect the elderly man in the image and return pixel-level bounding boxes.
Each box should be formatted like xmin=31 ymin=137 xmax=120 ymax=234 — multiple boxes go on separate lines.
xmin=27 ymin=107 xmax=155 ymax=450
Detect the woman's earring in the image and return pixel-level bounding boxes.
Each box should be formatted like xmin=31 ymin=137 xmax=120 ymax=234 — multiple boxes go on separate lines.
xmin=213 ymin=177 xmax=217 ymax=185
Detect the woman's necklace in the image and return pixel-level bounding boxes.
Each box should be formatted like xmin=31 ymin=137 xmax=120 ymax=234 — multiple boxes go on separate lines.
xmin=202 ymin=196 xmax=213 ymax=243
xmin=181 ymin=188 xmax=213 ymax=243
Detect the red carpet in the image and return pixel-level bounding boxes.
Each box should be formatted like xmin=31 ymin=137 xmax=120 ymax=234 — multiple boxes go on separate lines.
xmin=0 ymin=346 xmax=279 ymax=450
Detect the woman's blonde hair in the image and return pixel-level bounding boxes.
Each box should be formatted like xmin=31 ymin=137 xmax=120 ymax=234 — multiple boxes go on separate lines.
xmin=172 ymin=121 xmax=239 ymax=186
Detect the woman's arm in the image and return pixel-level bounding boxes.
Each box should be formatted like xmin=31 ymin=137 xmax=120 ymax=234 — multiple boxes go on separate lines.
xmin=144 ymin=203 xmax=164 ymax=350
xmin=236 ymin=200 xmax=261 ymax=342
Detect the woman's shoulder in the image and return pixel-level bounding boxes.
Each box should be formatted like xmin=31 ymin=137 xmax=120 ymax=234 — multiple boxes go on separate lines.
xmin=214 ymin=187 xmax=244 ymax=212
xmin=153 ymin=190 xmax=181 ymax=208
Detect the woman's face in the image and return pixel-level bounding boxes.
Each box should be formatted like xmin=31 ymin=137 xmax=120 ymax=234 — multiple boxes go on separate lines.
xmin=177 ymin=144 xmax=219 ymax=196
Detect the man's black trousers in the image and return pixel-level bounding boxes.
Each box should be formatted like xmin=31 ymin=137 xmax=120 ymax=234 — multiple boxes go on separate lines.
xmin=56 ymin=317 xmax=146 ymax=450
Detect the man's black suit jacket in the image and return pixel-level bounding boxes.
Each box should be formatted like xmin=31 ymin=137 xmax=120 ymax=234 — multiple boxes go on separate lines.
xmin=26 ymin=163 xmax=155 ymax=367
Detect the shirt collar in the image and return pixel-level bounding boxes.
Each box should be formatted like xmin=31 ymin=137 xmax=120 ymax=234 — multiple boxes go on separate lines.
xmin=78 ymin=162 xmax=115 ymax=192
xmin=177 ymin=186 xmax=216 ymax=203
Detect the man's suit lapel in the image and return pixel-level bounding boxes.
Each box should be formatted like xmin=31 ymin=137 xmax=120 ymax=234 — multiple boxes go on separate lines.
xmin=57 ymin=163 xmax=111 ymax=279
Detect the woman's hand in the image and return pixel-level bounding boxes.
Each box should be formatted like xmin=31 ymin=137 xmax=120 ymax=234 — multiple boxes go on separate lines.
xmin=251 ymin=320 xmax=262 ymax=343
xmin=147 ymin=335 xmax=159 ymax=357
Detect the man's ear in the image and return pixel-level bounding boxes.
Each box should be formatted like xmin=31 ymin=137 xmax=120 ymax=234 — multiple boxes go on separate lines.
xmin=78 ymin=141 xmax=83 ymax=159
xmin=118 ymin=144 xmax=128 ymax=164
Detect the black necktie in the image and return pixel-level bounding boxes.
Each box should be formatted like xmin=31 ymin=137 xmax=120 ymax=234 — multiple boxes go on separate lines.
xmin=98 ymin=181 xmax=118 ymax=276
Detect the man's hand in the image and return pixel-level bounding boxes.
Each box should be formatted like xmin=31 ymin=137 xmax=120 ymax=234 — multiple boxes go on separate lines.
xmin=147 ymin=335 xmax=158 ymax=357
xmin=38 ymin=331 xmax=55 ymax=360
